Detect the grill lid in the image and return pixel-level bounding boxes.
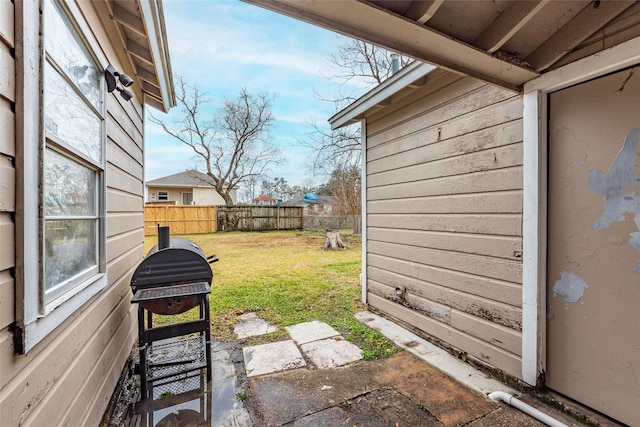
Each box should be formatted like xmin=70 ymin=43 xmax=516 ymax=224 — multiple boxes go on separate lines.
xmin=131 ymin=237 xmax=213 ymax=292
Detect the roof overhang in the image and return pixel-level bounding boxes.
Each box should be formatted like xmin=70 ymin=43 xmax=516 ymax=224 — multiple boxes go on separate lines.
xmin=330 ymin=61 xmax=437 ymax=129
xmin=243 ymin=0 xmax=640 ymax=92
xmin=95 ymin=0 xmax=176 ymax=112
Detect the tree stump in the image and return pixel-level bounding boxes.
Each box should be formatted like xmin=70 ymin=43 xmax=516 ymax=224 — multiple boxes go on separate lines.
xmin=322 ymin=229 xmax=347 ymax=250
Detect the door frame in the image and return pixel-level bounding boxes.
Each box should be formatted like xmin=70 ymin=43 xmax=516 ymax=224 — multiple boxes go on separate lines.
xmin=520 ymin=36 xmax=640 ymax=386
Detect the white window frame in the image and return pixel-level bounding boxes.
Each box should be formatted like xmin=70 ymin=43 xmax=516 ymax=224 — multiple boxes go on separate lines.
xmin=15 ymin=0 xmax=109 ymax=353
xmin=158 ymin=191 xmax=169 ymax=201
xmin=520 ymin=36 xmax=640 ymax=385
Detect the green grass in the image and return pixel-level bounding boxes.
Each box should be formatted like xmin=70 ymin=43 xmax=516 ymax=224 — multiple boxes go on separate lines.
xmin=145 ymin=230 xmax=398 ymax=359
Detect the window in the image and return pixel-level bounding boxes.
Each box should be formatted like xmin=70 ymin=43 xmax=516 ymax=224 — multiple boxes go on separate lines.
xmin=16 ymin=0 xmax=107 ymax=352
xmin=43 ymin=0 xmax=104 ymax=304
xmin=182 ymin=192 xmax=193 ymax=205
xmin=158 ymin=191 xmax=169 ymax=201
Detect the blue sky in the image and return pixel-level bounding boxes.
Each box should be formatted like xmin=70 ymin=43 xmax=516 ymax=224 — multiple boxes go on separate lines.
xmin=144 ymin=0 xmax=367 ymax=193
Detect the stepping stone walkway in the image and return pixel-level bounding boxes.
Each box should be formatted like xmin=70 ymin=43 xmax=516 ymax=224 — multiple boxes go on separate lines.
xmin=241 ymin=317 xmax=363 ymax=377
xmin=234 ymin=312 xmax=278 ymax=339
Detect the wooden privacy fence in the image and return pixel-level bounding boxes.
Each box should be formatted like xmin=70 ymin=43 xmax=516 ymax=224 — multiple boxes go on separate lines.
xmin=144 ymin=205 xmax=217 ymax=235
xmin=216 ymin=205 xmax=303 ymax=231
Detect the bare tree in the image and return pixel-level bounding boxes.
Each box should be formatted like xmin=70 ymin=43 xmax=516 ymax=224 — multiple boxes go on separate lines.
xmin=303 ymin=38 xmax=413 ymax=173
xmin=324 ymin=38 xmax=412 ymax=105
xmin=150 ymin=78 xmax=283 ymax=205
xmin=318 ymin=163 xmax=361 ymax=216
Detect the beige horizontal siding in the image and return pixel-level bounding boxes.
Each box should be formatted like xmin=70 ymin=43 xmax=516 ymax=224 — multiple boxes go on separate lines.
xmin=368 ymin=118 xmax=522 ymax=170
xmin=107 ymin=212 xmax=144 ymax=236
xmin=368 ymin=213 xmax=522 ymax=236
xmin=0 ymin=269 xmax=12 ymax=329
xmin=0 ymin=156 xmax=14 ymax=212
xmin=0 ymin=1 xmax=150 ymax=425
xmin=0 ymin=0 xmax=13 ymax=48
xmin=368 ymin=142 xmax=522 ymax=188
xmin=368 ymin=167 xmax=522 ymax=200
xmin=365 ymin=77 xmax=524 ymax=377
xmin=0 ymin=98 xmax=14 ymax=157
xmin=367 ymin=254 xmax=522 ymax=307
xmin=0 ymin=41 xmax=14 ymax=102
xmin=368 ymin=191 xmax=522 ymax=214
xmin=368 ymin=227 xmax=521 ymax=260
xmin=369 ymin=294 xmax=522 ymax=377
xmin=0 ymin=212 xmax=13 ymax=272
xmin=107 ymin=137 xmax=143 ymax=178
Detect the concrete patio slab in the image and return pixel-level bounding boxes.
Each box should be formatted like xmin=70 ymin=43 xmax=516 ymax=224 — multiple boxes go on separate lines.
xmin=299 ymin=336 xmax=363 ymax=368
xmin=285 ymin=320 xmax=340 ymax=345
xmin=234 ymin=312 xmax=278 ymax=339
xmin=355 ymin=310 xmax=516 ymax=396
xmin=246 ymin=351 xmax=502 ymax=426
xmin=243 ymin=340 xmax=306 ymax=377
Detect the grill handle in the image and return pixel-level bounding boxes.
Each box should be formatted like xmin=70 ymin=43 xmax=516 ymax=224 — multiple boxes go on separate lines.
xmin=207 ymin=254 xmax=219 ymax=264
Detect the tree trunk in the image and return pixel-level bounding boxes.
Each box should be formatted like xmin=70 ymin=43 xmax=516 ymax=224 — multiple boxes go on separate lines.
xmin=322 ymin=229 xmax=347 ymax=250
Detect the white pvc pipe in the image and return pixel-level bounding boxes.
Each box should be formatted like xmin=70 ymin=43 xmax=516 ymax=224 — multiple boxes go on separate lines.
xmin=489 ymin=391 xmax=569 ymax=427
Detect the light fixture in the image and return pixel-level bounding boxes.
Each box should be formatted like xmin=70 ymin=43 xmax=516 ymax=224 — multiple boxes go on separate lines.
xmin=105 ymin=64 xmax=134 ymax=101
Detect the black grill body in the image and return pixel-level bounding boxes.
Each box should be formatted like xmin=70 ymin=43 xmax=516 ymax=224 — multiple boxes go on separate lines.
xmin=129 ymin=227 xmax=216 ymax=399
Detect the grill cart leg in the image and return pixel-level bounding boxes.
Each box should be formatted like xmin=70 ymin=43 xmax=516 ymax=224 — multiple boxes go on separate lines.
xmin=138 ymin=305 xmax=149 ymax=399
xmin=203 ymin=297 xmax=212 ymax=380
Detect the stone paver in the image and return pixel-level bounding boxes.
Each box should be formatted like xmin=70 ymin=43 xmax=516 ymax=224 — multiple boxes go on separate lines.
xmin=299 ymin=336 xmax=363 ymax=368
xmin=234 ymin=312 xmax=278 ymax=339
xmin=285 ymin=320 xmax=341 ymax=345
xmin=243 ymin=340 xmax=306 ymax=377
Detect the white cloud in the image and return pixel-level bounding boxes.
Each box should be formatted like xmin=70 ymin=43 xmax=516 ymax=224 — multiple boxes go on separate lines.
xmin=146 ymin=0 xmax=364 ymax=186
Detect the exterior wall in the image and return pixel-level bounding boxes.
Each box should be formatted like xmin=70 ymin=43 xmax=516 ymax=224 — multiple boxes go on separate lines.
xmin=0 ymin=2 xmax=144 ymax=425
xmin=147 ymin=185 xmax=183 ymax=204
xmin=194 ymin=186 xmax=227 ymax=205
xmin=365 ymin=73 xmax=524 ymax=377
xmin=0 ymin=0 xmax=16 ymax=367
xmin=147 ymin=185 xmax=234 ymax=205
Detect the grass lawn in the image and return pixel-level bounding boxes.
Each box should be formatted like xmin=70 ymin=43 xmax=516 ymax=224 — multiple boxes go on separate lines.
xmin=144 ymin=230 xmax=398 ymax=360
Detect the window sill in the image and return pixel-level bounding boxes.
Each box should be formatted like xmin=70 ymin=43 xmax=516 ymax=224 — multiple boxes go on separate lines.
xmin=21 ymin=273 xmax=108 ymax=353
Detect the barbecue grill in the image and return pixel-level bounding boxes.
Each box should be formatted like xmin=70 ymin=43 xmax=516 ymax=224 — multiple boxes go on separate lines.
xmin=130 ymin=226 xmax=218 ymax=399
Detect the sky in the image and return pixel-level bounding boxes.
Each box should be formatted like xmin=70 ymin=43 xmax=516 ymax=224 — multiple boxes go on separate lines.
xmin=144 ymin=0 xmax=369 ymax=196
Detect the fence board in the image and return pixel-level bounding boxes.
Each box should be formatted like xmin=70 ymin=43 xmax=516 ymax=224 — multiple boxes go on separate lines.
xmin=144 ymin=205 xmax=216 ymax=235
xmin=216 ymin=205 xmax=303 ymax=231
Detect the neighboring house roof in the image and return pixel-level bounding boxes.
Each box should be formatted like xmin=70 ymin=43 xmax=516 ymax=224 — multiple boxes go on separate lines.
xmin=147 ymin=170 xmax=238 ymax=189
xmin=148 ymin=170 xmax=214 ymax=188
xmin=253 ymin=194 xmax=277 ymax=202
xmin=95 ymin=0 xmax=175 ymax=112
xmin=244 ymin=0 xmax=638 ymax=91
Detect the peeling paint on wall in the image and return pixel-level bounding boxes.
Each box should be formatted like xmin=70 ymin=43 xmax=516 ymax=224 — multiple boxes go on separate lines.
xmin=552 ymin=271 xmax=588 ymax=303
xmin=588 ymin=128 xmax=640 ymax=273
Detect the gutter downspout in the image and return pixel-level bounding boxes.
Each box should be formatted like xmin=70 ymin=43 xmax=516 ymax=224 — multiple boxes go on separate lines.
xmin=489 ymin=392 xmax=568 ymax=427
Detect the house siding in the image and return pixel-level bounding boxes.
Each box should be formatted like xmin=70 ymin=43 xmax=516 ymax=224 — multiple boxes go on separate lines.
xmin=365 ymin=74 xmax=524 ymax=377
xmin=0 ymin=0 xmax=15 ymax=341
xmin=0 ymin=2 xmax=146 ymax=425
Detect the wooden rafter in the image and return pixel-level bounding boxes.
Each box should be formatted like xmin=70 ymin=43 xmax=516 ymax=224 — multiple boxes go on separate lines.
xmin=136 ymin=66 xmax=160 ymax=85
xmin=475 ymin=0 xmax=551 ymax=53
xmin=526 ymin=0 xmax=635 ymax=71
xmin=126 ymin=38 xmax=154 ymax=64
xmin=404 ymin=0 xmax=444 ymax=24
xmin=110 ymin=2 xmax=146 ymax=37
